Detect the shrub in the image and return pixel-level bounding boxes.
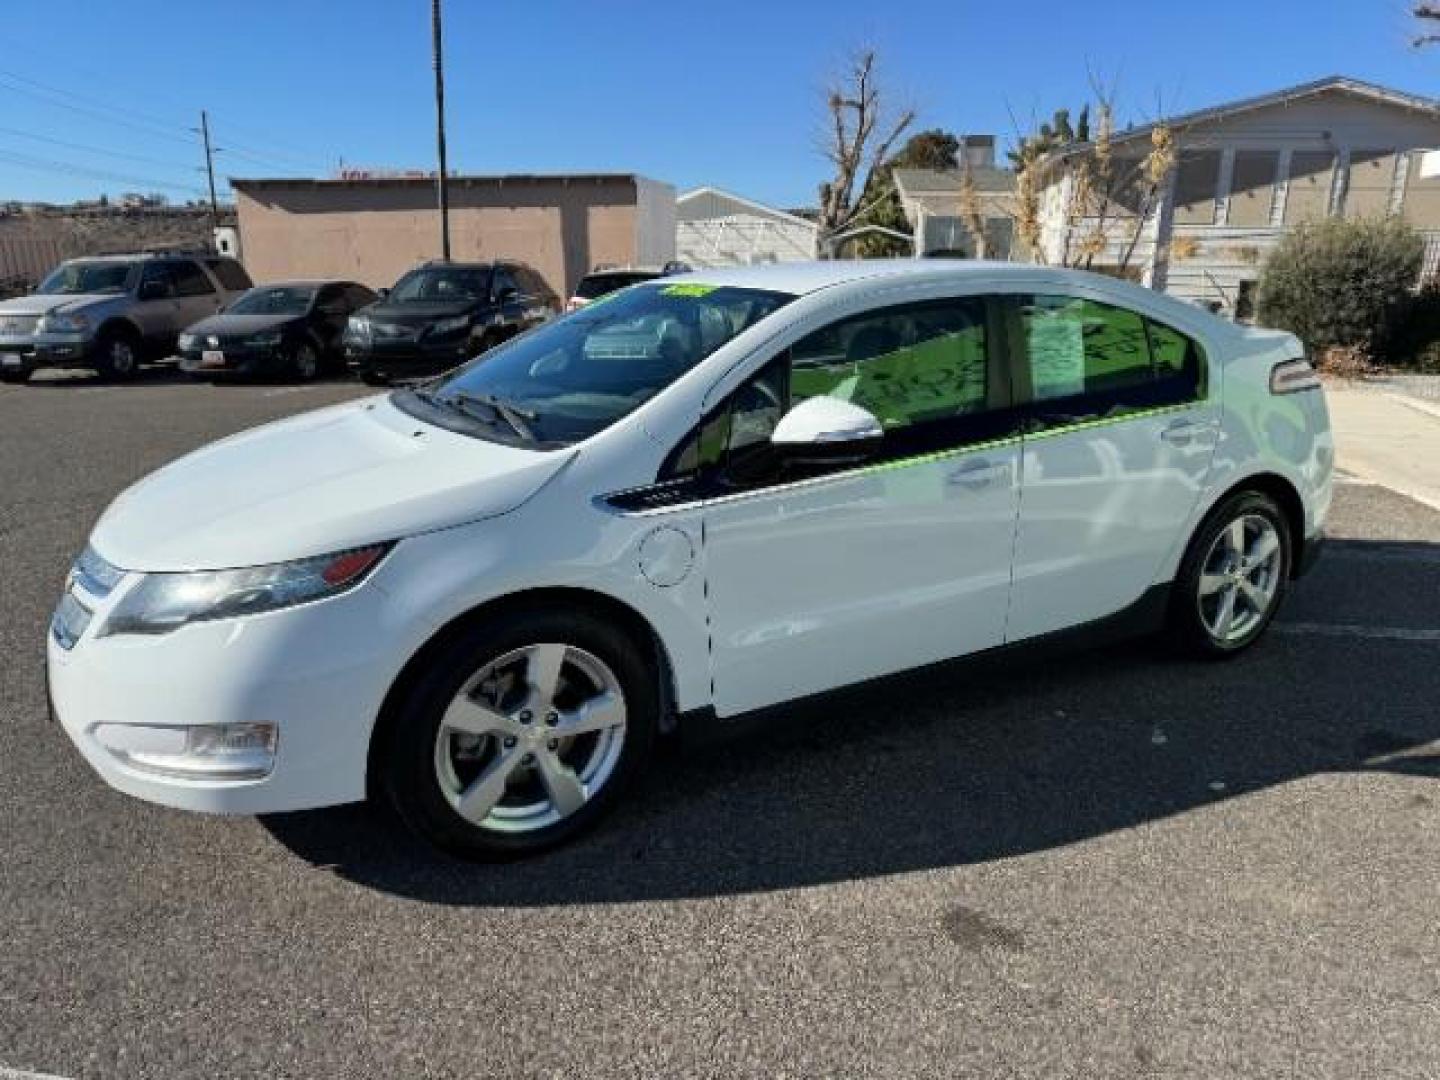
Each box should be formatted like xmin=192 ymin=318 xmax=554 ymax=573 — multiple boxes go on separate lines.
xmin=1384 ymin=283 xmax=1440 ymax=371
xmin=1256 ymin=216 xmax=1424 ymax=360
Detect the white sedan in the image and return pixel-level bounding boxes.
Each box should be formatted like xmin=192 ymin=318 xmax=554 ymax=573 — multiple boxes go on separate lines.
xmin=48 ymin=261 xmax=1333 ymax=857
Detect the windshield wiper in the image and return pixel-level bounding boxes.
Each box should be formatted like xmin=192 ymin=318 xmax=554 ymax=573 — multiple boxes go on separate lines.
xmin=457 ymin=392 xmax=538 ymax=442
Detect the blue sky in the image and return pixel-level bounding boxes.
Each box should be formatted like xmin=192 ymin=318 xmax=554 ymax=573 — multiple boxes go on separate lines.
xmin=0 ymin=0 xmax=1434 ymax=209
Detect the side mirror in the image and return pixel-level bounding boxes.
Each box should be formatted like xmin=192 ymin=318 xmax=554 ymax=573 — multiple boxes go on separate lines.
xmin=770 ymin=395 xmax=884 ymax=465
xmin=138 ymin=280 xmax=170 ymax=301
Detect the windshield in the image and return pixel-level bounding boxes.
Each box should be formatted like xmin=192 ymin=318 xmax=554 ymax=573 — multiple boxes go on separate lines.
xmin=228 ymin=286 xmax=317 ymax=316
xmin=388 ymin=265 xmax=491 ymax=303
xmin=37 ymin=260 xmax=137 ymax=295
xmin=401 ymin=283 xmax=793 ymax=446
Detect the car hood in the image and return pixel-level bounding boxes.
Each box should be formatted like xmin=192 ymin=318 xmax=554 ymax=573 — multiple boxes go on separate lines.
xmin=185 ymin=312 xmax=299 ymax=337
xmin=0 ymin=293 xmax=121 ymax=318
xmin=363 ymin=300 xmax=477 ymax=326
xmin=91 ymin=393 xmax=575 ymax=571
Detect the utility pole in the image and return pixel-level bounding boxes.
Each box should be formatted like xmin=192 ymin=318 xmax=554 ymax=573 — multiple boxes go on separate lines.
xmin=199 ymin=110 xmax=220 ymax=233
xmin=431 ymin=0 xmax=451 ymax=260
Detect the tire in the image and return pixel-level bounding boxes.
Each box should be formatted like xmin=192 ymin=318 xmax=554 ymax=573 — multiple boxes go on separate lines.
xmin=290 ymin=339 xmax=321 ymax=382
xmin=94 ymin=328 xmax=140 ymax=381
xmin=1167 ymin=490 xmax=1291 ymax=658
xmin=380 ymin=607 xmax=659 ymax=859
xmin=0 ymin=368 xmax=31 ymax=384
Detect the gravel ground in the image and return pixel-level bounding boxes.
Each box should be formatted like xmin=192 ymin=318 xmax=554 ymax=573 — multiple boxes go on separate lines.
xmin=1 ymin=370 xmax=1438 ymax=1079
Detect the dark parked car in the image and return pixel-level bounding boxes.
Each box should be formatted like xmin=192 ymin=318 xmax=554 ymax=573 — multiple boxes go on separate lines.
xmin=177 ymin=280 xmax=377 ymax=381
xmin=566 ymin=262 xmax=693 ymax=311
xmin=343 ymin=260 xmax=560 ymax=384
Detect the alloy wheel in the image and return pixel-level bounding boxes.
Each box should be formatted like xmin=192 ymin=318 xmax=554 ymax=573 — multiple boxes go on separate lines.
xmin=109 ymin=339 xmax=136 ymax=375
xmin=433 ymin=643 xmax=627 ymax=833
xmin=294 ymin=343 xmax=318 ymax=380
xmin=1196 ymin=513 xmax=1283 ymax=644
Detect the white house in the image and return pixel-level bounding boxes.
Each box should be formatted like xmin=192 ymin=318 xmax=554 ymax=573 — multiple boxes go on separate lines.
xmin=891 ymin=135 xmax=1017 ymax=259
xmin=1031 ymin=76 xmax=1440 ymax=316
xmin=676 ymin=187 xmax=818 ymax=267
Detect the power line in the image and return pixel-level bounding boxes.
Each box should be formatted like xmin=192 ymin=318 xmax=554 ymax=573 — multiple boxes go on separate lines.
xmin=0 ymin=75 xmax=196 ymax=147
xmin=0 ymin=123 xmax=201 ymax=175
xmin=0 ymin=148 xmax=210 ymax=198
xmin=0 ymin=66 xmax=331 ymax=174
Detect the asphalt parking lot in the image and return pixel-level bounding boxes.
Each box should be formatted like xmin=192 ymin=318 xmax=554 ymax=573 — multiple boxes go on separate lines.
xmin=2 ymin=370 xmax=1439 ymax=1079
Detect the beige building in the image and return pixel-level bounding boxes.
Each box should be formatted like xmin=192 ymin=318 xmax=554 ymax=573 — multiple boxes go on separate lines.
xmin=1030 ymin=76 xmax=1440 ymax=316
xmin=231 ymin=173 xmax=676 ymax=296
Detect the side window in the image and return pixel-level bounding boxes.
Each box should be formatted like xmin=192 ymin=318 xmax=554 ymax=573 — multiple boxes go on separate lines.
xmin=789 ymin=298 xmax=988 ymax=431
xmin=660 ymin=298 xmax=1002 ymax=490
xmin=491 ymin=268 xmax=519 ymax=300
xmin=139 ymin=261 xmax=173 ymax=295
xmin=206 ymin=258 xmax=252 ymax=291
xmin=1015 ymin=295 xmax=1201 ymax=413
xmin=171 ymin=260 xmax=216 ymax=296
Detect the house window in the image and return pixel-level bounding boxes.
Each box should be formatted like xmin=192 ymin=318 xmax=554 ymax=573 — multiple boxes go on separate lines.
xmin=1285 ymin=151 xmax=1337 ymax=224
xmin=1401 ymin=151 xmax=1440 ymax=227
xmin=1173 ymin=150 xmax=1221 ymax=225
xmin=1345 ymin=150 xmax=1399 ymax=218
xmin=1229 ymin=151 xmax=1280 ymax=228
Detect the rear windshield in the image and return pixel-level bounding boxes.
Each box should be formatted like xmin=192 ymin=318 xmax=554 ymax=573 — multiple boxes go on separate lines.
xmin=389 ymin=265 xmax=491 ymax=303
xmin=574 ymin=272 xmax=657 ymax=300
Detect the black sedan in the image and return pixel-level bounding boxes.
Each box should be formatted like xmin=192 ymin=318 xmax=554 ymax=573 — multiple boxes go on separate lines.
xmin=178 ymin=280 xmax=377 ymax=381
xmin=343 ymin=260 xmax=560 ymax=385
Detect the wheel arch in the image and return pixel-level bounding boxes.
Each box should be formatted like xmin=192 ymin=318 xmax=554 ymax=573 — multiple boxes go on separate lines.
xmin=365 ymin=586 xmax=680 ymax=798
xmin=1196 ymin=471 xmax=1307 ymax=578
xmin=94 ymin=316 xmax=143 ymax=345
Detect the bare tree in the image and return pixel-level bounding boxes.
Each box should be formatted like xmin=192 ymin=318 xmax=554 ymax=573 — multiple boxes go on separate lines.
xmin=815 ymin=49 xmax=916 ymax=257
xmin=1415 ymin=3 xmax=1440 ymax=47
xmin=957 ymin=161 xmax=987 ymax=258
xmin=1010 ymin=92 xmax=1176 ymax=276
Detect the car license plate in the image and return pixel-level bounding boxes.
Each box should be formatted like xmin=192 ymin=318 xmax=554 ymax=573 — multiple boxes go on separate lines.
xmin=200 ymin=350 xmax=226 ymax=368
xmin=0 ymin=352 xmax=22 ymax=367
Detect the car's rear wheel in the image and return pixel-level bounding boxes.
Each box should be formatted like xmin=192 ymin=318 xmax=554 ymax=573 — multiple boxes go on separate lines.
xmin=380 ymin=608 xmax=658 ymax=858
xmin=1169 ymin=490 xmax=1290 ymax=658
xmin=95 ymin=328 xmax=140 ymax=381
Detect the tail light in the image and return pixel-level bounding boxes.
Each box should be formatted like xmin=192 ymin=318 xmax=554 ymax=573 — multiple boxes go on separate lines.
xmin=1270 ymin=357 xmax=1321 ymax=395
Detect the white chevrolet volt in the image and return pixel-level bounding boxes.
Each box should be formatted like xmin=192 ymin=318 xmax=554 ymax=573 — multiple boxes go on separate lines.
xmin=48 ymin=261 xmax=1333 ymax=857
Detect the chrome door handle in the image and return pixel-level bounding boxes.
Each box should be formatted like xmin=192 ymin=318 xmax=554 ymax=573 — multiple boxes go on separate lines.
xmin=948 ymin=459 xmax=1008 ymax=489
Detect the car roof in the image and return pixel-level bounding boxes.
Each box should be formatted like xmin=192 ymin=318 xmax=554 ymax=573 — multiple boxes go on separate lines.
xmin=247 ymin=279 xmax=357 ymax=288
xmin=658 ymin=259 xmax=1244 ymax=336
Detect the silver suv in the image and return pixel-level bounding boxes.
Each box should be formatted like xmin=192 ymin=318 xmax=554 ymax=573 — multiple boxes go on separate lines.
xmin=0 ymin=252 xmax=252 ymax=382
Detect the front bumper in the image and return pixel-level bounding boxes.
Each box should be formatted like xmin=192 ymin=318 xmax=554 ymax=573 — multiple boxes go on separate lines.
xmin=344 ymin=338 xmax=472 ymax=379
xmin=46 ymin=561 xmax=412 ymax=815
xmin=176 ymin=345 xmax=284 ymax=377
xmin=1 ymin=333 xmax=93 ymax=372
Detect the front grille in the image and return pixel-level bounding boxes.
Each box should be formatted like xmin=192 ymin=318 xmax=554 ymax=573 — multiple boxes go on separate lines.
xmin=0 ymin=315 xmax=39 ymax=336
xmin=371 ymin=323 xmax=418 ymax=342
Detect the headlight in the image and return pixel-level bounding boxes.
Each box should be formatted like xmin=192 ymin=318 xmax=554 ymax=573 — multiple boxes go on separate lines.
xmin=243 ymin=331 xmax=284 ymax=348
xmin=177 ymin=333 xmax=197 ymax=350
xmin=37 ymin=313 xmax=89 ymax=334
xmin=429 ymin=315 xmax=470 ymax=336
xmin=99 ymin=543 xmax=390 ymax=637
xmin=346 ymin=316 xmax=371 ymax=338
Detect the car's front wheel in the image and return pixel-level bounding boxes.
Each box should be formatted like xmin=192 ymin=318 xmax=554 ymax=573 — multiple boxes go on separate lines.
xmin=290 ymin=340 xmax=320 ymax=381
xmin=95 ymin=328 xmax=140 ymax=381
xmin=380 ymin=607 xmax=658 ymax=858
xmin=1169 ymin=490 xmax=1291 ymax=658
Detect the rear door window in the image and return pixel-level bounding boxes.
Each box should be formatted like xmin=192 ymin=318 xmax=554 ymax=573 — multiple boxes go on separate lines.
xmin=171 ymin=260 xmax=216 ymax=297
xmin=1012 ymin=295 xmax=1203 ymax=417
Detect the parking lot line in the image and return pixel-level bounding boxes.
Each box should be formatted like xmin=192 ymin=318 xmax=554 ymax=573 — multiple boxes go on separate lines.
xmin=1 ymin=1066 xmax=74 ymax=1080
xmin=1274 ymin=621 xmax=1440 ymax=642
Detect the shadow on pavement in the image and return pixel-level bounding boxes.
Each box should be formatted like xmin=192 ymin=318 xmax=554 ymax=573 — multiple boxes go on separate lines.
xmin=260 ymin=537 xmax=1440 ymax=906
